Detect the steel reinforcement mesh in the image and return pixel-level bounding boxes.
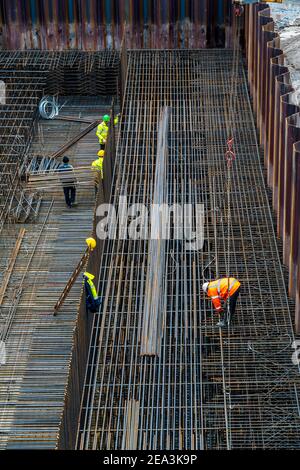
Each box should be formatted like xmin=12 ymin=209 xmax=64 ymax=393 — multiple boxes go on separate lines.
xmin=0 ymin=50 xmax=120 ymax=236
xmin=77 ymin=50 xmax=300 ymax=450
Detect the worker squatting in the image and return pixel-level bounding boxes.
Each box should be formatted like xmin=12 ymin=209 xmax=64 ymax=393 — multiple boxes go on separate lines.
xmin=58 ymin=111 xmax=242 ymax=328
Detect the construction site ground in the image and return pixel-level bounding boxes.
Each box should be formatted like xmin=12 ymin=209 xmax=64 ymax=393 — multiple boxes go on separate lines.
xmin=0 ymin=96 xmax=113 ymax=449
xmin=0 ymin=49 xmax=299 ymax=451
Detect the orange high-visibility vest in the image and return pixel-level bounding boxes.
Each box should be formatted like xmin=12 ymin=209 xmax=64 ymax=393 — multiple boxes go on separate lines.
xmin=207 ymin=278 xmax=241 ymax=312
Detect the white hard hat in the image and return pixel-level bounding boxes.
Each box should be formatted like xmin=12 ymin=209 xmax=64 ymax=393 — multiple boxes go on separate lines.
xmin=202 ymin=282 xmax=209 ymax=293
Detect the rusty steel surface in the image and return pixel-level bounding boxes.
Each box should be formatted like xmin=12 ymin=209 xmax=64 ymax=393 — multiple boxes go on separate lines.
xmin=0 ymin=0 xmax=235 ymax=50
xmin=245 ymin=4 xmax=300 ymax=332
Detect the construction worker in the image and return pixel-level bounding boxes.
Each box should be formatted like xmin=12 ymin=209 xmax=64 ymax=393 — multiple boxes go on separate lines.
xmin=202 ymin=277 xmax=241 ymax=327
xmin=86 ymin=237 xmax=97 ymax=251
xmin=58 ymin=156 xmax=77 ymax=208
xmin=83 ymin=272 xmax=100 ymax=313
xmin=91 ymin=149 xmax=104 ymax=195
xmin=96 ymin=115 xmax=110 ymax=150
xmin=96 ymin=113 xmax=120 ymax=150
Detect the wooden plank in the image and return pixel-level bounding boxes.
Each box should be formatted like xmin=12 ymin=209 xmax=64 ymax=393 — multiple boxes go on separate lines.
xmin=53 ymin=248 xmax=89 ymax=316
xmin=50 ymin=120 xmax=101 ymax=159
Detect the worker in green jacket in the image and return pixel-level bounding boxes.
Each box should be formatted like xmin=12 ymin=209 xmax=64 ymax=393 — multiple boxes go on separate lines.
xmin=91 ymin=149 xmax=104 ymax=195
xmin=96 ymin=113 xmax=120 ymax=150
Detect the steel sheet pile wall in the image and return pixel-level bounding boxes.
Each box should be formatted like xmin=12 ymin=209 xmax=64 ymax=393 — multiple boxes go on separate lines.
xmin=0 ymin=0 xmax=234 ymax=50
xmin=245 ymin=4 xmax=300 ymax=332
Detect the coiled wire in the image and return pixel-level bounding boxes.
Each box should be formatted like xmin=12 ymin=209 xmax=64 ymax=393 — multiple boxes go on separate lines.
xmin=38 ymin=96 xmax=59 ymax=120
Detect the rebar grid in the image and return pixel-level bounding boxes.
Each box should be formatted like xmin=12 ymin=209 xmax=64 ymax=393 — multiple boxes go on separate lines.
xmin=77 ymin=50 xmax=300 ymax=450
xmin=0 ymin=97 xmax=113 ymax=449
xmin=0 ymin=49 xmax=120 ymax=237
xmin=0 ymin=50 xmax=120 ymax=71
xmin=0 ymin=69 xmax=48 ymax=234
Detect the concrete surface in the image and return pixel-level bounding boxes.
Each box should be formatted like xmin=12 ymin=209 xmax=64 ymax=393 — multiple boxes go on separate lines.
xmin=270 ymin=1 xmax=300 ymax=104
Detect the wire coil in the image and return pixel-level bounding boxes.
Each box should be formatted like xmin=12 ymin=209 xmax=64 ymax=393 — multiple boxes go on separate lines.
xmin=38 ymin=96 xmax=59 ymax=120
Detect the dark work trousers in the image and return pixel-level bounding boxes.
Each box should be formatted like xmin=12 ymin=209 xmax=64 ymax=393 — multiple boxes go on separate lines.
xmin=225 ymin=287 xmax=241 ymax=324
xmin=100 ymin=143 xmax=106 ymax=151
xmin=63 ymin=186 xmax=76 ymax=207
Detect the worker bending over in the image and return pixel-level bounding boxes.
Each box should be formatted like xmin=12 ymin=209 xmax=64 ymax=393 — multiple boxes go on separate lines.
xmin=96 ymin=113 xmax=120 ymax=150
xmin=202 ymin=277 xmax=241 ymax=327
xmin=91 ymin=150 xmax=104 ymax=195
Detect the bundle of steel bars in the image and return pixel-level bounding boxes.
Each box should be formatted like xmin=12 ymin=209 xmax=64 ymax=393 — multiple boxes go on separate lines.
xmin=141 ymin=106 xmax=170 ymax=357
xmin=0 ymin=50 xmax=120 ymax=71
xmin=77 ymin=50 xmax=300 ymax=450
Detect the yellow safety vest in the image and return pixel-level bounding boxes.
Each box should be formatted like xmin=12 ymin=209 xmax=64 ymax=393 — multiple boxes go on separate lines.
xmin=84 ymin=273 xmax=98 ymax=300
xmin=96 ymin=122 xmax=109 ymax=144
xmin=92 ymin=157 xmax=104 ymax=179
xmin=86 ymin=278 xmax=98 ymax=300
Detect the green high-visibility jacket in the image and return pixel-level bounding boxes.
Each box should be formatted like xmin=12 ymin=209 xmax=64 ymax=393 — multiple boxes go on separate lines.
xmin=96 ymin=115 xmax=120 ymax=144
xmin=96 ymin=122 xmax=109 ymax=144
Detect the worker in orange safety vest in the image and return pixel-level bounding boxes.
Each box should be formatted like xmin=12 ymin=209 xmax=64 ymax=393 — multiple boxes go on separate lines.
xmin=202 ymin=277 xmax=241 ymax=327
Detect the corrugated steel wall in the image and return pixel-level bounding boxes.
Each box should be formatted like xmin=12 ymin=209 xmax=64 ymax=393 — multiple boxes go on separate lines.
xmin=245 ymin=3 xmax=300 ymax=333
xmin=0 ymin=0 xmax=234 ymax=50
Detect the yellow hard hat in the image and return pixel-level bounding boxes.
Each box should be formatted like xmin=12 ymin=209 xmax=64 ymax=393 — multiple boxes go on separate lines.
xmin=98 ymin=150 xmax=105 ymax=157
xmin=84 ymin=272 xmax=95 ymax=281
xmin=86 ymin=237 xmax=97 ymax=251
